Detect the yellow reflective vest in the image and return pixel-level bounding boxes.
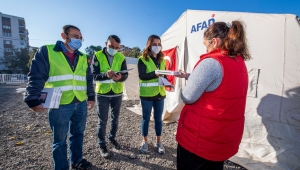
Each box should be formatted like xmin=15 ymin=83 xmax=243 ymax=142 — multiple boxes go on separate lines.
xmin=95 ymin=51 xmax=125 ymax=94
xmin=44 ymin=44 xmax=88 ymax=105
xmin=139 ymin=56 xmax=166 ymax=97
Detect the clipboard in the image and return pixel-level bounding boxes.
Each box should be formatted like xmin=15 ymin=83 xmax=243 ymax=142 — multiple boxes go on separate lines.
xmin=115 ymin=68 xmax=134 ymax=74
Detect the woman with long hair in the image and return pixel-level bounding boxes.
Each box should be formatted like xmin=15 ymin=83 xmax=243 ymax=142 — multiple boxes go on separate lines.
xmin=138 ymin=35 xmax=166 ymax=154
xmin=176 ymin=21 xmax=251 ymax=169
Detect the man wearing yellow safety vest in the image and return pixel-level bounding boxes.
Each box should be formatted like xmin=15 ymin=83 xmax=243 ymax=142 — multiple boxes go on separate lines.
xmin=24 ymin=25 xmax=94 ymax=170
xmin=92 ymin=35 xmax=128 ymax=158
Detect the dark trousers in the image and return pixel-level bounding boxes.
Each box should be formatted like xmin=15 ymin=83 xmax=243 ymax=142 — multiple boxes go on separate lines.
xmin=48 ymin=101 xmax=87 ymax=170
xmin=96 ymin=95 xmax=122 ymax=147
xmin=140 ymin=99 xmax=164 ymax=137
xmin=177 ymin=144 xmax=224 ymax=170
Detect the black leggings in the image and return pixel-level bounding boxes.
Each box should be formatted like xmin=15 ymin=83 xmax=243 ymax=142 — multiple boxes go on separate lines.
xmin=177 ymin=144 xmax=224 ymax=170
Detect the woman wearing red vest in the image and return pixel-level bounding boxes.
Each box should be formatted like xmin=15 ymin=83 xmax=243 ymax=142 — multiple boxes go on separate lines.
xmin=175 ymin=21 xmax=251 ymax=169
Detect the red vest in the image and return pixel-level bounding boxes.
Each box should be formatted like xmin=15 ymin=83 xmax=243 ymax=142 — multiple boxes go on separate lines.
xmin=176 ymin=49 xmax=248 ymax=161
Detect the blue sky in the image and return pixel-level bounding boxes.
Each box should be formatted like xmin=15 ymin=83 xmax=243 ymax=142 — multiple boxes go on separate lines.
xmin=1 ymin=0 xmax=299 ymax=52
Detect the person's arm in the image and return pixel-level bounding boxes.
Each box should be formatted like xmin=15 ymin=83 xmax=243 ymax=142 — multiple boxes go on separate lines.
xmin=86 ymin=63 xmax=95 ymax=101
xmin=138 ymin=59 xmax=157 ymax=80
xmin=24 ymin=46 xmax=50 ymax=108
xmin=117 ymin=59 xmax=128 ymax=82
xmin=92 ymin=54 xmax=110 ymax=81
xmin=181 ymin=58 xmax=223 ymax=104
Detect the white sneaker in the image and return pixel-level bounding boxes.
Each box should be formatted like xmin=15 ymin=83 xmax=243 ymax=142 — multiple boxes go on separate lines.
xmin=156 ymin=142 xmax=165 ymax=154
xmin=140 ymin=142 xmax=148 ymax=153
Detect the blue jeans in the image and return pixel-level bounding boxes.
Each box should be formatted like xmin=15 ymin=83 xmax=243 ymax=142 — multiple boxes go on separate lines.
xmin=48 ymin=101 xmax=87 ymax=170
xmin=141 ymin=99 xmax=164 ymax=137
xmin=97 ymin=95 xmax=122 ymax=147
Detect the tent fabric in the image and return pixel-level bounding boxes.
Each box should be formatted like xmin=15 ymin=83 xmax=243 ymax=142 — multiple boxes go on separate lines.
xmin=122 ymin=57 xmax=139 ymax=101
xmin=159 ymin=10 xmax=300 ymax=170
xmin=247 ymin=68 xmax=259 ymax=98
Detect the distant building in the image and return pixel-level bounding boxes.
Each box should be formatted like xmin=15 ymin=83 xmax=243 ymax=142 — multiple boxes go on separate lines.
xmin=0 ymin=12 xmax=29 ymax=72
xmin=118 ymin=45 xmax=131 ymax=52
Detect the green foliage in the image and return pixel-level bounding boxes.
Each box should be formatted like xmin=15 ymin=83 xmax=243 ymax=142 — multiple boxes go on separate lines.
xmin=128 ymin=47 xmax=141 ymax=58
xmin=27 ymin=48 xmax=38 ymax=69
xmin=0 ymin=47 xmax=30 ymax=74
xmin=121 ymin=50 xmax=131 ymax=57
xmin=85 ymin=45 xmax=102 ymax=59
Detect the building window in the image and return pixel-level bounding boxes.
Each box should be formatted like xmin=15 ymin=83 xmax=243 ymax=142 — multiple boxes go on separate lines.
xmin=3 ymin=32 xmax=11 ymax=37
xmin=4 ymin=48 xmax=12 ymax=52
xmin=2 ymin=17 xmax=10 ymax=22
xmin=20 ymin=41 xmax=25 ymax=45
xmin=4 ymin=40 xmax=12 ymax=44
xmin=3 ymin=25 xmax=11 ymax=29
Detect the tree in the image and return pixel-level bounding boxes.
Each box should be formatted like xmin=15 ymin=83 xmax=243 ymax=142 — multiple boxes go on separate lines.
xmin=0 ymin=46 xmax=30 ymax=74
xmin=128 ymin=47 xmax=141 ymax=58
xmin=121 ymin=50 xmax=131 ymax=57
xmin=85 ymin=45 xmax=102 ymax=59
xmin=27 ymin=48 xmax=38 ymax=69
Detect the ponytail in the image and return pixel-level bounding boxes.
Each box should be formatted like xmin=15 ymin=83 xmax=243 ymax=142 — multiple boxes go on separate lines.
xmin=222 ymin=21 xmax=251 ymax=60
xmin=204 ymin=21 xmax=251 ymax=61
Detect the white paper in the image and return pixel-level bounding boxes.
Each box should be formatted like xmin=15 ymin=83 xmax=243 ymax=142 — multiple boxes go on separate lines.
xmin=159 ymin=77 xmax=174 ymax=88
xmin=155 ymin=70 xmax=181 ymax=76
xmin=54 ymin=88 xmax=62 ymax=109
xmin=115 ymin=68 xmax=134 ymax=74
xmin=39 ymin=88 xmax=63 ymax=109
xmin=39 ymin=88 xmax=55 ymax=108
xmin=49 ymin=88 xmax=58 ymax=108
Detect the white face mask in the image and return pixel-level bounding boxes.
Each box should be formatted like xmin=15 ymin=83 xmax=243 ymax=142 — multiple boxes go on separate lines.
xmin=107 ymin=47 xmax=117 ymax=56
xmin=151 ymin=46 xmax=161 ymax=54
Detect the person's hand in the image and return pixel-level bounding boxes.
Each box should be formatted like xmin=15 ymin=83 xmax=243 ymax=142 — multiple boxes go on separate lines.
xmin=155 ymin=73 xmax=161 ymax=77
xmin=112 ymin=73 xmax=122 ymax=82
xmin=87 ymin=101 xmax=95 ymax=110
xmin=107 ymin=70 xmax=115 ymax=78
xmin=31 ymin=105 xmax=47 ymax=112
xmin=175 ymin=70 xmax=187 ymax=78
xmin=155 ymin=69 xmax=162 ymax=77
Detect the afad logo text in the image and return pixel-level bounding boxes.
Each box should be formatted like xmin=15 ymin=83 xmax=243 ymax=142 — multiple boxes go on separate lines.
xmin=190 ymin=14 xmax=215 ymax=33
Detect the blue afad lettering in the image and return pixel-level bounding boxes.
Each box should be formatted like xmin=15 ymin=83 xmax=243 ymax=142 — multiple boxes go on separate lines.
xmin=191 ymin=18 xmax=215 ymax=33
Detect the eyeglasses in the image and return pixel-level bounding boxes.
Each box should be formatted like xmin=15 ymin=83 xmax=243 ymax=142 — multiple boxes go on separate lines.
xmin=107 ymin=44 xmax=120 ymax=50
xmin=67 ymin=34 xmax=84 ymax=42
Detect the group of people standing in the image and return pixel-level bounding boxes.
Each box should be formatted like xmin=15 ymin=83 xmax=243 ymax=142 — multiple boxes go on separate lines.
xmin=24 ymin=20 xmax=250 ymax=170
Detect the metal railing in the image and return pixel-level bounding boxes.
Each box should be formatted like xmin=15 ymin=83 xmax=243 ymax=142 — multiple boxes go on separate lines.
xmin=0 ymin=74 xmax=26 ymax=84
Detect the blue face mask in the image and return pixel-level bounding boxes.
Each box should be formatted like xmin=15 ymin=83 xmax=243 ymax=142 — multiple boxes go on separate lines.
xmin=107 ymin=47 xmax=117 ymax=56
xmin=67 ymin=38 xmax=82 ymax=50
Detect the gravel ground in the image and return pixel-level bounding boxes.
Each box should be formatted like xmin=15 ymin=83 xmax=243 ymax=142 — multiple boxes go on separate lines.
xmin=0 ymin=83 xmax=247 ymax=170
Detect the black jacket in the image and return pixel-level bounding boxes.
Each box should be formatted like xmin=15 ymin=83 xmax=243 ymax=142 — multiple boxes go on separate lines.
xmin=92 ymin=47 xmax=128 ymax=95
xmin=24 ymin=41 xmax=95 ymax=108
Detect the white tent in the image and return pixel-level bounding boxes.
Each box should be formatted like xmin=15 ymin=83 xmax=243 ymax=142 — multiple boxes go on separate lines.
xmin=123 ymin=57 xmax=139 ymax=101
xmin=159 ymin=10 xmax=300 ymax=170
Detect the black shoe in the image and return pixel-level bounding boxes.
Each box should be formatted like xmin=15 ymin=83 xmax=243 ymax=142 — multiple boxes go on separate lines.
xmin=72 ymin=159 xmax=92 ymax=170
xmin=99 ymin=146 xmax=109 ymax=158
xmin=109 ymin=139 xmax=121 ymax=150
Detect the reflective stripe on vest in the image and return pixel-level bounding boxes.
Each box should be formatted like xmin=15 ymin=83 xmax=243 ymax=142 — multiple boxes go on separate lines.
xmin=139 ymin=56 xmax=166 ymax=97
xmin=96 ymin=79 xmax=116 ymax=84
xmin=47 ymin=74 xmax=86 ymax=82
xmin=95 ymin=51 xmax=124 ymax=94
xmin=44 ymin=44 xmax=88 ymax=105
xmin=139 ymin=82 xmax=160 ymax=87
xmin=59 ymin=85 xmax=87 ymax=91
